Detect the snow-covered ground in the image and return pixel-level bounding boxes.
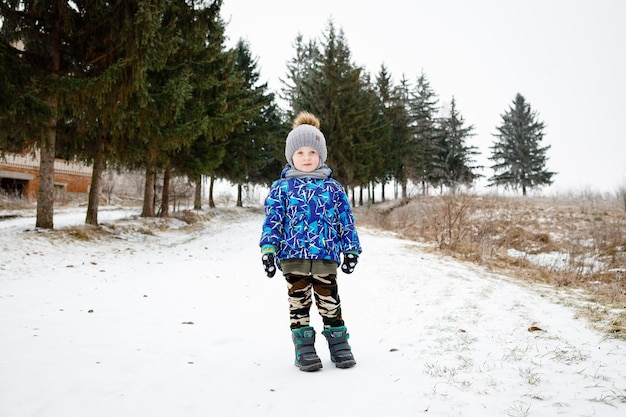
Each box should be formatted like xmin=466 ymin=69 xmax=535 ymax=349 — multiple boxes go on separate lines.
xmin=1 ymin=207 xmax=625 ymax=417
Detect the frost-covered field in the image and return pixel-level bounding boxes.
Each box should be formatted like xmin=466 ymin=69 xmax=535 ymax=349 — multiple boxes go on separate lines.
xmin=1 ymin=207 xmax=625 ymax=416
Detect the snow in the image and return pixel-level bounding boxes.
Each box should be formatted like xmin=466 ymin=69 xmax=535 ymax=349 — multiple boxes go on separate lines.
xmin=1 ymin=207 xmax=625 ymax=417
xmin=507 ymin=248 xmax=605 ymax=276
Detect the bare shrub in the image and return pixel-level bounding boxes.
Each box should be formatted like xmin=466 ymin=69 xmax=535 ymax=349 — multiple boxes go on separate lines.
xmin=174 ymin=209 xmax=202 ymax=224
xmin=422 ymin=193 xmax=477 ymax=251
xmin=0 ymin=190 xmax=35 ymax=210
xmin=618 ymin=185 xmax=626 ymax=212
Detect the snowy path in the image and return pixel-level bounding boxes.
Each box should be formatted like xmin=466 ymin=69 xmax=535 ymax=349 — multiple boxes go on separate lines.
xmin=0 ymin=209 xmax=625 ymax=416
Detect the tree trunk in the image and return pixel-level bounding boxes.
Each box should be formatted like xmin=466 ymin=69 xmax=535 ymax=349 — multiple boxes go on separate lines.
xmin=85 ymin=137 xmax=105 ymax=225
xmin=36 ymin=122 xmax=56 ymax=229
xmin=401 ymin=179 xmax=408 ymax=202
xmin=160 ymin=165 xmax=170 ymax=217
xmin=193 ymin=175 xmax=202 ymax=210
xmin=142 ymin=155 xmax=156 ymax=217
xmin=208 ymin=175 xmax=215 ymax=208
xmin=236 ymin=183 xmax=243 ymax=207
xmin=358 ymin=186 xmax=363 ymax=207
xmin=36 ymin=15 xmax=62 ymax=229
xmin=394 ymin=179 xmax=398 ymax=200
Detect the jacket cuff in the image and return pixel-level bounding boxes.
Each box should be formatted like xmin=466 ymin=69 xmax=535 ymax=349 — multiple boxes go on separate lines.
xmin=261 ymin=244 xmax=276 ymax=254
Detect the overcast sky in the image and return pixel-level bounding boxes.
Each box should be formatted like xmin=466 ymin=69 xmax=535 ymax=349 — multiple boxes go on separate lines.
xmin=221 ymin=0 xmax=626 ymax=194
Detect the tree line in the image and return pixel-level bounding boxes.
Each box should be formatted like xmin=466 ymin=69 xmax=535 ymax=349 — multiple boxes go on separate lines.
xmin=0 ymin=1 xmax=555 ymax=229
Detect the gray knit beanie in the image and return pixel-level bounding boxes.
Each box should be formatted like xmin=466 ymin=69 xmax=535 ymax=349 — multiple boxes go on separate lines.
xmin=284 ymin=112 xmax=327 ymax=168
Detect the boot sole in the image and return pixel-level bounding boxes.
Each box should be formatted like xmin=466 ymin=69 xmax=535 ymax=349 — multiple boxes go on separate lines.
xmin=297 ymin=362 xmax=323 ymax=372
xmin=334 ymin=359 xmax=356 ymax=369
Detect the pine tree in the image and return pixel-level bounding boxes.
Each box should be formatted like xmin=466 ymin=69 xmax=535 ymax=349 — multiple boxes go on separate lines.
xmin=1 ymin=1 xmax=176 ymax=225
xmin=352 ymin=72 xmax=386 ymax=205
xmin=250 ymin=100 xmax=288 ymax=187
xmin=489 ymin=93 xmax=555 ymax=195
xmin=137 ymin=0 xmax=206 ymax=217
xmin=69 ymin=1 xmax=173 ymax=225
xmin=372 ymin=66 xmax=394 ymax=201
xmin=375 ymin=68 xmax=412 ymax=201
xmin=214 ymin=39 xmax=283 ymax=207
xmin=280 ymin=34 xmax=321 ymax=121
xmin=166 ymin=0 xmax=242 ymax=211
xmin=286 ymin=20 xmax=371 ymax=188
xmin=435 ymin=97 xmax=480 ymax=192
xmin=409 ymin=71 xmax=440 ymax=195
xmin=105 ymin=0 xmax=233 ymax=217
xmin=0 ymin=1 xmax=84 ymax=228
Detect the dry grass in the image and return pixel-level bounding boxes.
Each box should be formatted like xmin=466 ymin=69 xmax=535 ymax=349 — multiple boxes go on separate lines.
xmin=355 ymin=193 xmax=626 ymax=338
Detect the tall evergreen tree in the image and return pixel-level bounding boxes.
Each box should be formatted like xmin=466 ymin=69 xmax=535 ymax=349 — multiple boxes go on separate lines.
xmin=435 ymin=96 xmax=480 ymax=192
xmin=68 ymin=1 xmax=173 ymax=225
xmin=249 ymin=100 xmax=289 ymax=187
xmin=287 ymin=20 xmax=371 ymax=187
xmin=138 ymin=0 xmax=202 ymax=217
xmin=1 ymin=1 xmax=175 ymax=226
xmin=356 ymin=72 xmax=387 ymax=204
xmin=372 ymin=66 xmax=394 ymax=200
xmin=375 ymin=67 xmax=412 ymax=201
xmin=106 ymin=0 xmax=231 ymax=217
xmin=0 ymin=0 xmax=83 ymax=228
xmin=489 ymin=93 xmax=555 ymax=195
xmin=215 ymin=39 xmax=281 ymax=207
xmin=166 ymin=0 xmax=241 ymax=211
xmin=408 ymin=71 xmax=441 ymax=195
xmin=280 ymin=34 xmax=320 ymax=121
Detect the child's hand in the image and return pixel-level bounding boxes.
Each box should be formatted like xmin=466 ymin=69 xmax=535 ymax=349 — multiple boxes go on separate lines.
xmin=341 ymin=253 xmax=358 ymax=274
xmin=262 ymin=253 xmax=277 ymax=278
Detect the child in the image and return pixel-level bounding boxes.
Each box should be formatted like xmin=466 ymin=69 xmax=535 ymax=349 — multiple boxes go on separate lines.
xmin=260 ymin=111 xmax=362 ymax=372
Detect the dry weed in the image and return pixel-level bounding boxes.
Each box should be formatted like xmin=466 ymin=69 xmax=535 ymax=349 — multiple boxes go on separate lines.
xmin=355 ymin=193 xmax=626 ymax=339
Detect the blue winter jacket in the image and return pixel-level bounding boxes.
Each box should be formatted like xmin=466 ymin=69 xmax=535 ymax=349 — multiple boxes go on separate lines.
xmin=260 ymin=167 xmax=361 ymax=266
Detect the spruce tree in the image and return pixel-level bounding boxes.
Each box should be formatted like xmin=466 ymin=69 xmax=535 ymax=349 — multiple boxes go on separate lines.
xmin=356 ymin=72 xmax=387 ymax=204
xmin=391 ymin=76 xmax=415 ymax=200
xmin=375 ymin=68 xmax=412 ymax=201
xmin=214 ymin=39 xmax=282 ymax=207
xmin=409 ymin=71 xmax=440 ymax=195
xmin=166 ymin=0 xmax=241 ymax=211
xmin=286 ymin=20 xmax=371 ymax=188
xmin=108 ymin=0 xmax=232 ymax=217
xmin=0 ymin=1 xmax=83 ymax=228
xmin=435 ymin=97 xmax=480 ymax=192
xmin=1 ymin=1 xmax=174 ymax=225
xmin=280 ymin=34 xmax=320 ymax=121
xmin=68 ymin=1 xmax=172 ymax=225
xmin=489 ymin=93 xmax=555 ymax=195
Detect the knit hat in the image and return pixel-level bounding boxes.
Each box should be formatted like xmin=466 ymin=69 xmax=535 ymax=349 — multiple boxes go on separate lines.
xmin=285 ymin=111 xmax=327 ymax=168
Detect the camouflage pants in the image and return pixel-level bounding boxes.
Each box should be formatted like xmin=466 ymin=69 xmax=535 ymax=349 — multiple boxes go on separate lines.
xmin=285 ymin=272 xmax=344 ymax=330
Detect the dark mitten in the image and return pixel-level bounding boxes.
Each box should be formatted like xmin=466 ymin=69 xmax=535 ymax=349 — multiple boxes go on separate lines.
xmin=262 ymin=253 xmax=277 ymax=278
xmin=341 ymin=253 xmax=358 ymax=274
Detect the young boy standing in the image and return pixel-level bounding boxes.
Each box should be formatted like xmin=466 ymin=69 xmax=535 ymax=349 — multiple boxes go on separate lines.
xmin=260 ymin=111 xmax=361 ymax=371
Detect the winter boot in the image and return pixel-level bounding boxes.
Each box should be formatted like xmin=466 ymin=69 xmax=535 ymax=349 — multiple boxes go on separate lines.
xmin=322 ymin=326 xmax=356 ymax=368
xmin=291 ymin=326 xmax=323 ymax=372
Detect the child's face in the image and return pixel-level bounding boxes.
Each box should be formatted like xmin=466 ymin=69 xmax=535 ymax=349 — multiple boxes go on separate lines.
xmin=292 ymin=146 xmax=320 ymax=172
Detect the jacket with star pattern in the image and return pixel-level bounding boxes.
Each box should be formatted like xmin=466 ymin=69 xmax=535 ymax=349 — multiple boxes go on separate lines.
xmin=260 ymin=168 xmax=361 ymax=265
